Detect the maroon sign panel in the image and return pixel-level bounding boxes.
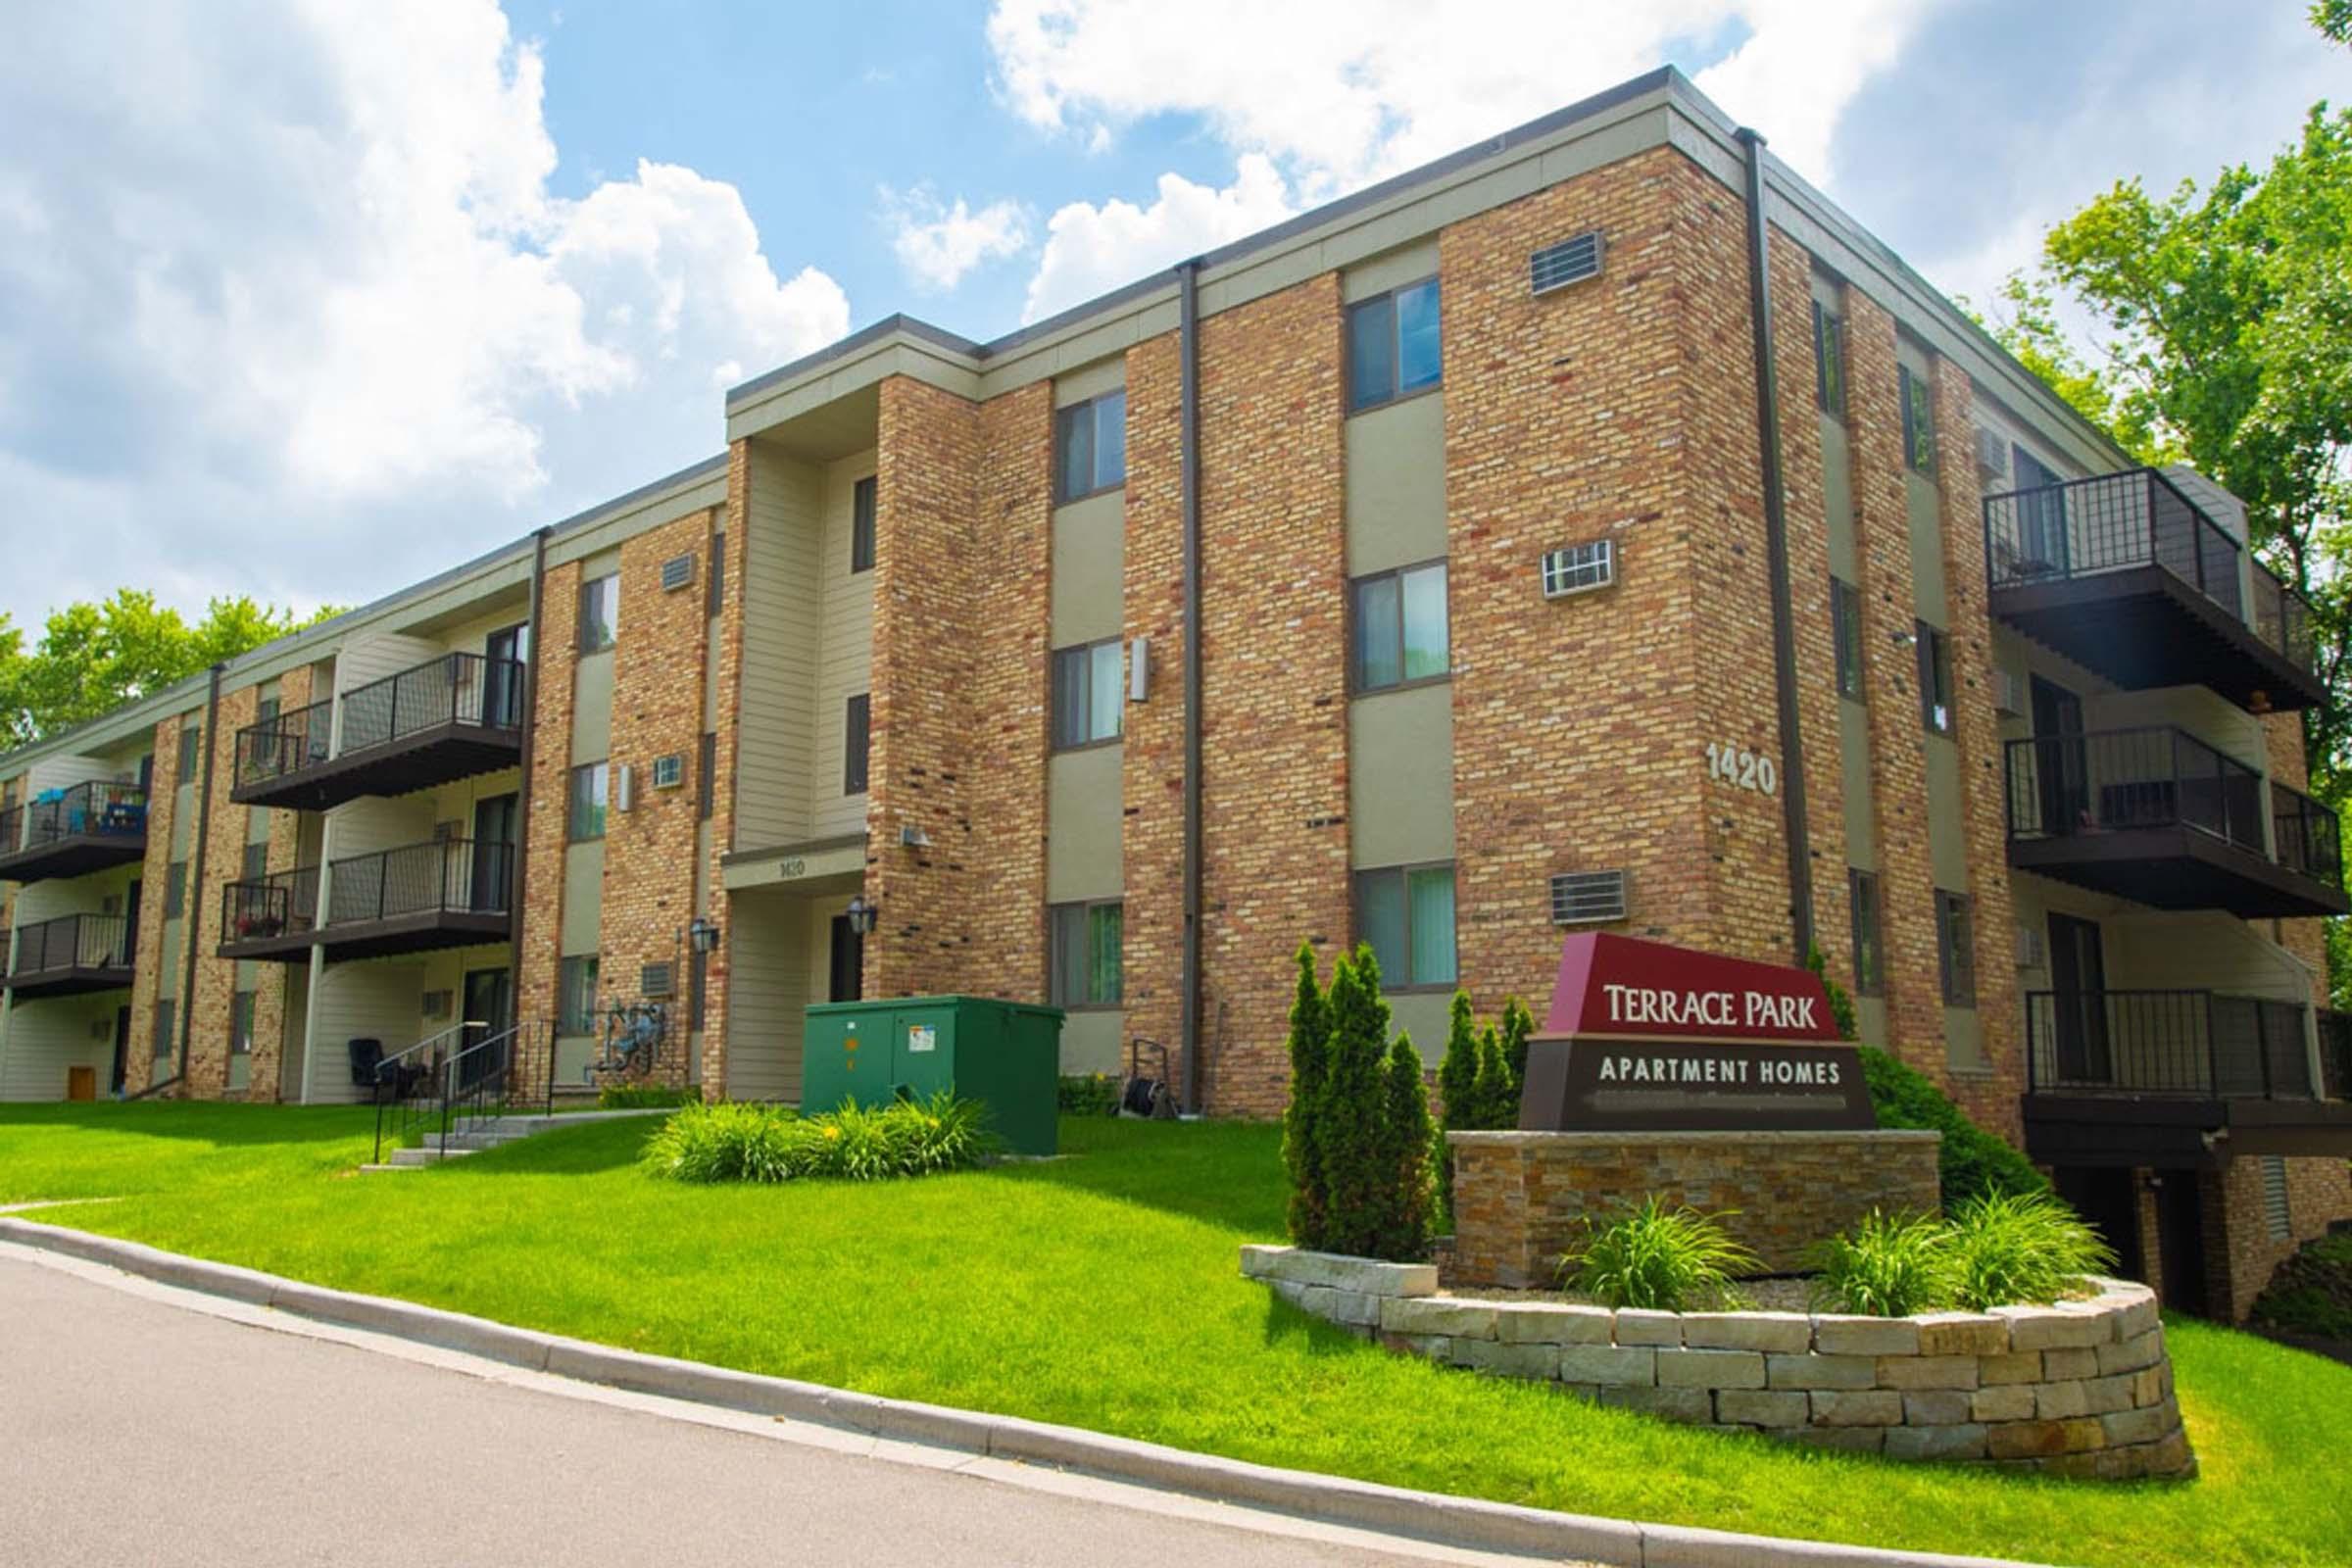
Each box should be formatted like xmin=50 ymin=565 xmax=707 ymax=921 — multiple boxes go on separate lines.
xmin=1544 ymin=932 xmax=1838 ymax=1044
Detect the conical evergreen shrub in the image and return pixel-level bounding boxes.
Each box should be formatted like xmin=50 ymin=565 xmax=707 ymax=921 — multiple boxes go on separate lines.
xmin=1314 ymin=946 xmax=1393 ymax=1257
xmin=1281 ymin=942 xmax=1333 ymax=1247
xmin=1380 ymin=1032 xmax=1436 ymax=1258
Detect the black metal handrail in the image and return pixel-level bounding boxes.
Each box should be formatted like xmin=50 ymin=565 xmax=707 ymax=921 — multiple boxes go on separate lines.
xmin=340 ymin=653 xmax=526 ymax=755
xmin=6 ymin=912 xmax=130 ymax=977
xmin=371 ymin=1019 xmax=554 ymax=1163
xmin=1983 ymin=467 xmax=2316 ymax=672
xmin=1 ymin=783 xmax=149 ymax=854
xmin=2272 ymin=780 xmax=2344 ymax=889
xmin=323 ymin=838 xmax=512 ymax=927
xmin=2026 ymin=989 xmax=2316 ymax=1099
xmin=220 ymin=864 xmax=321 ymax=945
xmin=2005 ymin=726 xmax=2265 ymax=853
xmin=233 ymin=698 xmax=333 ymax=790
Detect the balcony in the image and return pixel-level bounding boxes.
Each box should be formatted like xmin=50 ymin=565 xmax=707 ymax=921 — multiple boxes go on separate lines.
xmin=217 ymin=864 xmax=321 ymax=963
xmin=2005 ymin=727 xmax=2348 ymax=918
xmin=2024 ymin=989 xmax=2352 ymax=1164
xmin=3 ymin=913 xmax=134 ymax=999
xmin=0 ymin=783 xmax=149 ymax=886
xmin=1983 ymin=468 xmax=2324 ymax=711
xmin=231 ymin=653 xmax=525 ymax=811
xmin=267 ymin=838 xmax=514 ymax=961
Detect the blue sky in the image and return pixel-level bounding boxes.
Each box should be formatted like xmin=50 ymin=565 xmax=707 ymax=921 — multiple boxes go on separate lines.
xmin=0 ymin=2 xmax=2345 ymax=638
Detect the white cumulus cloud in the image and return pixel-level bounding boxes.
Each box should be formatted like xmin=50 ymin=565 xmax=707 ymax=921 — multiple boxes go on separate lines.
xmin=1023 ymin=154 xmax=1294 ymax=322
xmin=881 ymin=186 xmax=1032 ymax=293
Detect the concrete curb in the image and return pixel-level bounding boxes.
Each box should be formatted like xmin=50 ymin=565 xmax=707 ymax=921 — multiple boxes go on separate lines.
xmin=0 ymin=1215 xmax=2054 ymax=1568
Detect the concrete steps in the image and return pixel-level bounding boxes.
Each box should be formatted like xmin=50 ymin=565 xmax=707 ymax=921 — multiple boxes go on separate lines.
xmin=364 ymin=1108 xmax=671 ymax=1173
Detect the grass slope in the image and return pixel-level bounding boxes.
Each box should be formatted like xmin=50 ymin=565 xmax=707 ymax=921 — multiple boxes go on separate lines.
xmin=7 ymin=1104 xmax=2348 ymax=1566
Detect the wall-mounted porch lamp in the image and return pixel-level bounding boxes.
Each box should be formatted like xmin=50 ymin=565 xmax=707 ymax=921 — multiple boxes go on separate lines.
xmin=846 ymin=895 xmax=880 ymax=936
xmin=688 ymin=915 xmax=723 ymax=956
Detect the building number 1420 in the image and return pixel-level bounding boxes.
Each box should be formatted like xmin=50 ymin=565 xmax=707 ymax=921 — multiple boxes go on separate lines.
xmin=1705 ymin=742 xmax=1778 ymax=797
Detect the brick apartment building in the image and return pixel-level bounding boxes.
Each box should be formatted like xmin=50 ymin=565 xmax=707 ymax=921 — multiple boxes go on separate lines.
xmin=3 ymin=69 xmax=2346 ymax=1319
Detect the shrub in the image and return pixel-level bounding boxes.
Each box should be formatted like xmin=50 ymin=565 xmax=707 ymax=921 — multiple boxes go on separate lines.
xmin=1562 ymin=1198 xmax=1758 ymax=1311
xmin=1057 ymin=1073 xmax=1120 ymax=1116
xmin=1944 ymin=1190 xmax=2116 ymax=1310
xmin=1471 ymin=1023 xmax=1515 ymax=1128
xmin=1811 ymin=1209 xmax=1954 ymax=1317
xmin=1283 ymin=943 xmax=1335 ymax=1247
xmin=1807 ymin=943 xmax=1859 ymax=1043
xmin=2252 ymin=1231 xmax=2352 ymax=1340
xmin=1436 ymin=990 xmax=1479 ymax=1130
xmin=1377 ymin=1032 xmax=1436 ymax=1259
xmin=1860 ymin=1046 xmax=2049 ymax=1207
xmin=598 ymin=1083 xmax=702 ymax=1110
xmin=1314 ymin=946 xmax=1397 ymax=1257
xmin=640 ymin=1092 xmax=997 ymax=1184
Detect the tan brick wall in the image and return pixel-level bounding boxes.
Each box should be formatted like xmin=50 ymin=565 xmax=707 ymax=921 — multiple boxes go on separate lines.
xmin=242 ymin=665 xmax=314 ymax=1103
xmin=184 ymin=685 xmax=256 ymax=1099
xmin=702 ymin=459 xmax=751 ymax=1095
xmin=1120 ymin=332 xmax=1187 ymax=1076
xmin=599 ymin=508 xmax=720 ymax=1086
xmin=126 ymin=713 xmax=183 ymax=1085
xmin=514 ymin=559 xmax=582 ymax=1095
xmin=1840 ymin=293 xmax=1945 ymax=1081
xmin=2210 ymin=1152 xmax=2352 ymax=1321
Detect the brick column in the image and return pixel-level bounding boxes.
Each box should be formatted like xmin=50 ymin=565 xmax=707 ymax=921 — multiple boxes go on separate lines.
xmin=1121 ymin=332 xmax=1187 ymax=1075
xmin=515 ymin=560 xmax=582 ymax=1098
xmin=243 ymin=665 xmax=315 ymax=1102
xmin=703 ymin=448 xmax=752 ymax=1095
xmin=126 ymin=714 xmax=184 ymax=1089
xmin=186 ymin=685 xmax=258 ymax=1099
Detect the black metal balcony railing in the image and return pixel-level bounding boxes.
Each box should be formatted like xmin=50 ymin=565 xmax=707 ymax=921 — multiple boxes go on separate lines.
xmin=2273 ymin=780 xmax=2345 ymax=888
xmin=2027 ymin=990 xmax=2317 ymax=1100
xmin=6 ymin=913 xmax=131 ymax=977
xmin=220 ymin=864 xmax=321 ymax=945
xmin=233 ymin=698 xmax=333 ymax=791
xmin=1983 ymin=467 xmax=2315 ymax=673
xmin=324 ymin=838 xmax=513 ymax=928
xmin=2322 ymin=1010 xmax=2352 ymax=1102
xmin=340 ymin=654 xmax=526 ymax=754
xmin=2005 ymin=726 xmax=2267 ymax=852
xmin=0 ymin=783 xmax=150 ymax=855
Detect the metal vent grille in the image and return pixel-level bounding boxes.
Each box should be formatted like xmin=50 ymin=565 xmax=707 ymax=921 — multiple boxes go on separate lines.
xmin=2262 ymin=1155 xmax=2291 ymax=1240
xmin=641 ymin=961 xmax=676 ymax=1000
xmin=1542 ymin=538 xmax=1615 ymax=598
xmin=661 ymin=553 xmax=695 ymax=592
xmin=1530 ymin=230 xmax=1604 ymax=295
xmin=1550 ymin=870 xmax=1628 ymax=925
xmin=1974 ymin=427 xmax=2010 ymax=479
xmin=420 ymin=989 xmax=453 ymax=1020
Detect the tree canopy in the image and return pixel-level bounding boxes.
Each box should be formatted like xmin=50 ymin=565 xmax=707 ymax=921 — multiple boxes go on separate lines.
xmin=0 ymin=591 xmax=341 ymax=750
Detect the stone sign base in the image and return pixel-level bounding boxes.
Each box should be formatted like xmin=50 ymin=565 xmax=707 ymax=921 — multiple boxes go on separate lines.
xmin=1448 ymin=1129 xmax=1942 ymax=1286
xmin=1242 ymin=1246 xmax=2195 ymax=1479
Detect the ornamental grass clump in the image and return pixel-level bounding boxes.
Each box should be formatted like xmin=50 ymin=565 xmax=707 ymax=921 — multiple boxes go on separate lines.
xmin=1944 ymin=1190 xmax=2117 ymax=1310
xmin=1811 ymin=1208 xmax=1954 ymax=1318
xmin=1562 ymin=1198 xmax=1759 ymax=1312
xmin=640 ymin=1092 xmax=997 ymax=1184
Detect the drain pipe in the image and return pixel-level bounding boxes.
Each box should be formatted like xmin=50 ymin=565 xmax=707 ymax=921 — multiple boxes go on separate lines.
xmin=1178 ymin=258 xmax=1206 ymax=1113
xmin=1737 ymin=127 xmax=1815 ymax=968
xmin=174 ymin=662 xmax=226 ymax=1090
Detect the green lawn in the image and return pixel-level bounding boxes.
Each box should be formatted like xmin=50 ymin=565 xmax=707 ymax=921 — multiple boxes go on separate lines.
xmin=7 ymin=1104 xmax=2348 ymax=1566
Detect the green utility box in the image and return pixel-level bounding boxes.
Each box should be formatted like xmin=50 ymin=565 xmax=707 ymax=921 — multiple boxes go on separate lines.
xmin=802 ymin=995 xmax=1064 ymax=1155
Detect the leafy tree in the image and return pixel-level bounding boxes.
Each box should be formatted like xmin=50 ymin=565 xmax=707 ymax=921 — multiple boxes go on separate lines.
xmin=1281 ymin=943 xmax=1333 ymax=1247
xmin=0 ymin=591 xmax=340 ymax=749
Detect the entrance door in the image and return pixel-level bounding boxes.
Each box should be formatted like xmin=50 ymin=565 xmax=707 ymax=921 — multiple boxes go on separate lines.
xmin=828 ymin=914 xmax=864 ymax=1004
xmin=2047 ymin=912 xmax=2111 ymax=1084
xmin=2030 ymin=676 xmax=2086 ymax=836
xmin=2155 ymin=1171 xmax=2209 ymax=1317
xmin=470 ymin=794 xmax=518 ymax=912
xmin=460 ymin=967 xmax=513 ymax=1090
xmin=483 ymin=622 xmax=529 ymax=729
xmin=110 ymin=1005 xmax=131 ymax=1096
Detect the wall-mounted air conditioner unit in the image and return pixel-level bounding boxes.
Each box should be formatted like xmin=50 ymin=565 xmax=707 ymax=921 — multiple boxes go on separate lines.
xmin=2014 ymin=924 xmax=2045 ymax=969
xmin=1975 ymin=427 xmax=2010 ymax=481
xmin=651 ymin=753 xmax=685 ymax=790
xmin=1992 ymin=668 xmax=2026 ymax=716
xmin=613 ymin=763 xmax=636 ymax=812
xmin=1542 ymin=539 xmax=1616 ymax=599
xmin=1550 ymin=869 xmax=1629 ymax=925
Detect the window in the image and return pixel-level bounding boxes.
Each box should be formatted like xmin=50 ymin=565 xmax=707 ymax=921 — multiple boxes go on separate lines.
xmin=165 ymin=861 xmax=187 ymax=919
xmin=1848 ymin=869 xmax=1885 ymax=996
xmin=578 ymin=573 xmax=618 ymax=653
xmin=1052 ymin=640 xmax=1125 ymax=749
xmin=1542 ymin=539 xmax=1615 ymax=598
xmin=1898 ymin=363 xmax=1936 ymax=474
xmin=1812 ymin=300 xmax=1847 ymax=418
xmin=1832 ymin=577 xmax=1864 ymax=700
xmin=844 ymin=694 xmax=871 ymax=794
xmin=241 ymin=842 xmax=268 ymax=882
xmin=1049 ymin=900 xmax=1123 ymax=1008
xmin=1935 ymin=890 xmax=1976 ymax=1007
xmin=851 ymin=475 xmax=877 ymax=572
xmin=707 ymin=530 xmax=726 ymax=614
xmin=257 ymin=695 xmax=280 ymax=728
xmin=177 ymin=722 xmax=202 ymax=781
xmin=1916 ymin=621 xmax=1954 ymax=735
xmin=2261 ymin=1155 xmax=2292 ymax=1241
xmin=1354 ymin=863 xmax=1457 ymax=990
xmin=229 ymin=990 xmax=255 ymax=1056
xmin=1351 ymin=562 xmax=1448 ymax=692
xmin=558 ymin=956 xmax=601 ymax=1036
xmin=1054 ymin=392 xmax=1126 ymax=504
xmin=698 ymin=732 xmax=717 ymax=821
xmin=152 ymin=1000 xmax=175 ymax=1059
xmin=1348 ymin=277 xmax=1442 ymax=412
xmin=567 ymin=763 xmax=609 ymax=842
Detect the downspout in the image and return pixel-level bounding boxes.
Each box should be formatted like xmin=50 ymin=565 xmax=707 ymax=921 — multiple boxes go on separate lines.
xmin=174 ymin=662 xmax=226 ymax=1089
xmin=1178 ymin=258 xmax=1205 ymax=1113
xmin=509 ymin=528 xmax=551 ymax=1045
xmin=1736 ymin=127 xmax=1815 ymax=968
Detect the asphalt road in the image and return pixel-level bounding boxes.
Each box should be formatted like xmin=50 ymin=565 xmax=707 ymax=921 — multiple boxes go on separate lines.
xmin=0 ymin=1250 xmax=1534 ymax=1568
